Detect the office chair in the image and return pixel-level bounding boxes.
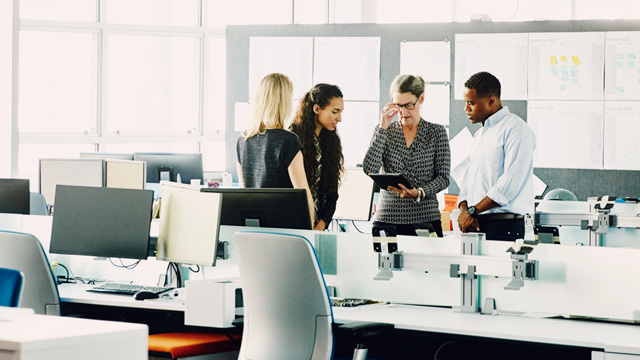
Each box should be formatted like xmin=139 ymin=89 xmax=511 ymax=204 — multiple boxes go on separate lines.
xmin=0 ymin=267 xmax=23 ymax=307
xmin=29 ymin=192 xmax=49 ymax=215
xmin=0 ymin=231 xmax=61 ymax=315
xmin=234 ymin=231 xmax=393 ymax=360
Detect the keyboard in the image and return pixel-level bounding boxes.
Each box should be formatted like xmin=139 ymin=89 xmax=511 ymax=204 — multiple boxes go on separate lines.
xmin=87 ymin=282 xmax=174 ymax=295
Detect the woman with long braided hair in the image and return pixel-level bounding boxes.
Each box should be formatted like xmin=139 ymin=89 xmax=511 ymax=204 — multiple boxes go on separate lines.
xmin=291 ymin=83 xmax=344 ymax=231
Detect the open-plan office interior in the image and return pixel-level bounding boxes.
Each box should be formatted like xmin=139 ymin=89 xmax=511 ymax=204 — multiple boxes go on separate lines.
xmin=2 ymin=1 xmax=640 ymax=359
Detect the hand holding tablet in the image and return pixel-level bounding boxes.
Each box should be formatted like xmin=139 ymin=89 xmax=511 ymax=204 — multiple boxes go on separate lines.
xmin=368 ymin=173 xmax=412 ymax=190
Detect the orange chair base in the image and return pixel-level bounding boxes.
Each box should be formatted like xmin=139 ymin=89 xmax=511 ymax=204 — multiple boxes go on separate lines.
xmin=148 ymin=332 xmax=241 ymax=359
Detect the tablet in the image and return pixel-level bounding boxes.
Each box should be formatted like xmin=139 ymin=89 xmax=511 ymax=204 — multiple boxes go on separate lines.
xmin=368 ymin=173 xmax=412 ymax=190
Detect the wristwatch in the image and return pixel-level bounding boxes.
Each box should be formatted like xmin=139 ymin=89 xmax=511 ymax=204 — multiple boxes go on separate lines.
xmin=467 ymin=205 xmax=478 ymax=218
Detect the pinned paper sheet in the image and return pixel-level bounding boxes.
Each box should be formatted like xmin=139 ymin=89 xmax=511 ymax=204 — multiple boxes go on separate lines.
xmin=450 ymin=158 xmax=468 ymax=189
xmin=449 ymin=127 xmax=474 ymax=170
xmin=533 ymin=174 xmax=548 ymax=197
xmin=443 ymin=194 xmax=458 ymax=212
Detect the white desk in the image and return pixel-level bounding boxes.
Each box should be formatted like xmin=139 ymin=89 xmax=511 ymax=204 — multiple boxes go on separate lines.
xmin=0 ymin=307 xmax=148 ymax=360
xmin=58 ymin=283 xmax=185 ymax=312
xmin=59 ymin=283 xmax=640 ymax=357
xmin=333 ymin=304 xmax=640 ymax=357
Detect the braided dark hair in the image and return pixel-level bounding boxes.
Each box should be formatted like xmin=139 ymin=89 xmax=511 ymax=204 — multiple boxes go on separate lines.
xmin=291 ymin=84 xmax=344 ymax=194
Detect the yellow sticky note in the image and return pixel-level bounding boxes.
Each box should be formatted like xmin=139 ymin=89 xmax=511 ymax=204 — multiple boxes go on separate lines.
xmin=560 ymin=56 xmax=567 ymax=62
xmin=550 ymin=56 xmax=557 ymax=65
xmin=572 ymin=56 xmax=581 ymax=66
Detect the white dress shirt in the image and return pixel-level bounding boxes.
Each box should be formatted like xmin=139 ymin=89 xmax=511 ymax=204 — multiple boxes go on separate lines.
xmin=457 ymin=106 xmax=536 ymax=216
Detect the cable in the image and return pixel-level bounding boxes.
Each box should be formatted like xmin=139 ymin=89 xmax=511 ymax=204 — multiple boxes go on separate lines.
xmin=491 ymin=0 xmax=520 ymax=21
xmin=51 ymin=262 xmax=75 ymax=283
xmin=108 ymin=258 xmax=141 ymax=270
xmin=222 ymin=330 xmax=241 ymax=346
xmin=188 ymin=264 xmax=201 ymax=273
xmin=351 ymin=221 xmax=369 ymax=234
xmin=166 ymin=262 xmax=182 ymax=288
xmin=433 ymin=341 xmax=456 ymax=360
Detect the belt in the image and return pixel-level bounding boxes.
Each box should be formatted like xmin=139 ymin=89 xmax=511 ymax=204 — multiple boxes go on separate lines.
xmin=477 ymin=213 xmax=524 ymax=221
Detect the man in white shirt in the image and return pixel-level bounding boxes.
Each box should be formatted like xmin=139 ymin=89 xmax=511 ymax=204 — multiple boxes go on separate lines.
xmin=457 ymin=72 xmax=536 ymax=241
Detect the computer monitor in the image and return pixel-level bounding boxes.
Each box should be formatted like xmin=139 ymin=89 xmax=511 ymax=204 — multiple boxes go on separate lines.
xmin=157 ymin=191 xmax=222 ymax=266
xmin=200 ymin=188 xmax=312 ymax=230
xmin=39 ymin=158 xmax=105 ymax=206
xmin=333 ymin=167 xmax=375 ymax=221
xmin=160 ymin=180 xmax=202 ymax=199
xmin=133 ymin=152 xmax=203 ymax=184
xmin=80 ymin=152 xmax=134 ymax=160
xmin=0 ymin=178 xmax=30 ymax=215
xmin=105 ymin=160 xmax=146 ymax=190
xmin=49 ymin=185 xmax=154 ymax=259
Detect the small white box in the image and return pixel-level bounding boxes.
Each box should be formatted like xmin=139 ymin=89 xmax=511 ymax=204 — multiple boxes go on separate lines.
xmin=185 ymin=278 xmax=241 ymax=328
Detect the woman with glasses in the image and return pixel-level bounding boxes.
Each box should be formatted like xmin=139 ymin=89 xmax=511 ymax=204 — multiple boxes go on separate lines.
xmin=363 ymin=74 xmax=450 ymax=237
xmin=290 ymin=83 xmax=344 ymax=231
xmin=236 ymin=73 xmax=314 ymax=226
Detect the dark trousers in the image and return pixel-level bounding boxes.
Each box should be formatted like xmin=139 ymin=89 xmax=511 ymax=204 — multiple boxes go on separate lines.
xmin=372 ymin=220 xmax=444 ymax=238
xmin=476 ymin=214 xmax=525 ymax=241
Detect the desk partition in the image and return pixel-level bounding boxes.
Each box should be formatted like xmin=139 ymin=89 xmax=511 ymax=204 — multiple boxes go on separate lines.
xmin=39 ymin=158 xmax=104 ymax=206
xmin=10 ymin=212 xmax=640 ymax=323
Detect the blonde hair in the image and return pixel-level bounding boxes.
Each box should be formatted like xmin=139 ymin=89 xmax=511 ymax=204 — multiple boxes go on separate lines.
xmin=245 ymin=73 xmax=294 ymax=138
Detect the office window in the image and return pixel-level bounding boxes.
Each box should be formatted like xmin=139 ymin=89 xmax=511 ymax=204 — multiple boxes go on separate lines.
xmin=575 ymin=0 xmax=640 ymax=20
xmin=19 ymin=30 xmax=97 ymax=134
xmin=377 ymin=0 xmax=453 ymax=23
xmin=294 ymin=0 xmax=327 ymax=24
xmin=201 ymin=141 xmax=225 ymax=173
xmin=105 ymin=34 xmax=201 ymax=134
xmin=19 ymin=0 xmax=97 ymax=22
xmin=102 ymin=142 xmax=199 ymax=154
xmin=206 ymin=0 xmax=292 ymax=27
xmin=330 ymin=0 xmax=370 ymax=24
xmin=1 ymin=1 xmax=13 ymax=177
xmin=455 ymin=0 xmax=572 ymax=22
xmin=18 ymin=143 xmax=95 ymax=191
xmin=105 ymin=0 xmax=199 ymax=26
xmin=207 ymin=38 xmax=226 ymax=134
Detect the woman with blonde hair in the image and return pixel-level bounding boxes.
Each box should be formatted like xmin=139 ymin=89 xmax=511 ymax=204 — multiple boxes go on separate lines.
xmin=236 ymin=73 xmax=314 ymax=225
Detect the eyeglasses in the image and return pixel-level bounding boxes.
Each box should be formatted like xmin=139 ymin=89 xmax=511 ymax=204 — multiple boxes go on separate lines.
xmin=394 ymin=99 xmax=419 ymax=110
